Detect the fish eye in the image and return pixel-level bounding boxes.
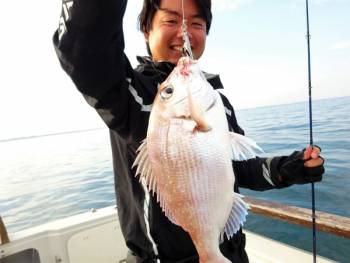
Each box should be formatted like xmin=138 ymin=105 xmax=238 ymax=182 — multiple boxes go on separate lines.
xmin=160 ymin=85 xmax=174 ymax=100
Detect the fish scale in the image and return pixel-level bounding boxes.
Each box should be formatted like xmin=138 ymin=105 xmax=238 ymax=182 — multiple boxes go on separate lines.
xmin=161 ymin=121 xmax=231 ymax=234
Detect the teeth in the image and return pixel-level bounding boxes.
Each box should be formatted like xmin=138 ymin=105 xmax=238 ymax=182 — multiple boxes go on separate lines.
xmin=172 ymin=46 xmax=194 ymax=52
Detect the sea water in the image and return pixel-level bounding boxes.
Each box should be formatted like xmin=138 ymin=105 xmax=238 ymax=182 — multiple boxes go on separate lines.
xmin=237 ymin=96 xmax=350 ymax=262
xmin=0 ymin=96 xmax=349 ymax=262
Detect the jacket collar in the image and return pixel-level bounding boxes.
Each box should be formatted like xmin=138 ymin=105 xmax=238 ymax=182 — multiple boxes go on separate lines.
xmin=136 ymin=56 xmax=224 ymax=90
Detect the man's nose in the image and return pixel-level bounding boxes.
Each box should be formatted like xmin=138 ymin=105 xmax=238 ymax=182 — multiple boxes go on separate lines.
xmin=176 ymin=22 xmax=193 ymax=41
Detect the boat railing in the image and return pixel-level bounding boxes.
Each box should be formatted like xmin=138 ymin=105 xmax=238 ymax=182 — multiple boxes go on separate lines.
xmin=1 ymin=197 xmax=350 ymax=245
xmin=244 ymin=196 xmax=350 ymax=239
xmin=0 ymin=216 xmax=9 ymax=245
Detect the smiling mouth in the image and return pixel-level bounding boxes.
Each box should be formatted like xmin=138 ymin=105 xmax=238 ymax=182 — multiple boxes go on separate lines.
xmin=172 ymin=46 xmax=182 ymax=52
xmin=171 ymin=46 xmax=194 ymax=53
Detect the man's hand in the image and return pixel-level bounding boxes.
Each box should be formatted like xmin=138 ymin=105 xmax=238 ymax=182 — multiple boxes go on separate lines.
xmin=303 ymin=145 xmax=324 ymax=168
xmin=278 ymin=146 xmax=325 ymax=186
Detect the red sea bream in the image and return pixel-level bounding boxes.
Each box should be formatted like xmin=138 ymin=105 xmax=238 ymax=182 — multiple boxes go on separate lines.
xmin=133 ymin=56 xmax=262 ymax=263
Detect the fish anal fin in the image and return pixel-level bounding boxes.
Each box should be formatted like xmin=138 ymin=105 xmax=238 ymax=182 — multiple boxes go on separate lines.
xmin=222 ymin=193 xmax=249 ymax=242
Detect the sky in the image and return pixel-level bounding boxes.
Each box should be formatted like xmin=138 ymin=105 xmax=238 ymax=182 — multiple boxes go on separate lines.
xmin=0 ymin=0 xmax=349 ymax=140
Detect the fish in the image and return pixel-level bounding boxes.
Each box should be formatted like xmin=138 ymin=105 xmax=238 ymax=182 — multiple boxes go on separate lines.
xmin=133 ymin=56 xmax=263 ymax=263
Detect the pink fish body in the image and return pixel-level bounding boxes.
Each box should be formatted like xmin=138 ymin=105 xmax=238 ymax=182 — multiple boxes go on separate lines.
xmin=134 ymin=57 xmax=262 ymax=263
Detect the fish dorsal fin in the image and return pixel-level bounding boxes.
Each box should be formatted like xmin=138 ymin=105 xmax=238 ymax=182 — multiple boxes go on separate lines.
xmin=221 ymin=193 xmax=249 ymax=242
xmin=229 ymin=132 xmax=264 ymax=161
xmin=132 ymin=140 xmax=179 ymax=225
xmin=133 ymin=140 xmax=157 ymax=194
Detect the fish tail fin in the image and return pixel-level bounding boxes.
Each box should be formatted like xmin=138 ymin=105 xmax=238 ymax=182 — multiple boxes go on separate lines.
xmin=223 ymin=193 xmax=249 ymax=241
xmin=199 ymin=255 xmax=231 ymax=263
xmin=229 ymin=132 xmax=264 ymax=160
xmin=195 ymin=241 xmax=231 ymax=263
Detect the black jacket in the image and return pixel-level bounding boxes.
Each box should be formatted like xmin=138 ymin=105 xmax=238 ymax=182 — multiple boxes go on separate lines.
xmin=53 ymin=1 xmax=287 ymax=262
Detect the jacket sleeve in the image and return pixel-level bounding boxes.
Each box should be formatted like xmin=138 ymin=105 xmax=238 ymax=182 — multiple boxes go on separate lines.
xmin=233 ymin=157 xmax=286 ymax=191
xmin=53 ymin=0 xmax=151 ymax=142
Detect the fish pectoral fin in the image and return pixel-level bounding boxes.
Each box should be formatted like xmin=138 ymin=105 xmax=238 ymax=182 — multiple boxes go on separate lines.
xmin=229 ymin=132 xmax=264 ymax=161
xmin=132 ymin=139 xmax=157 ymax=195
xmin=221 ymin=193 xmax=250 ymax=242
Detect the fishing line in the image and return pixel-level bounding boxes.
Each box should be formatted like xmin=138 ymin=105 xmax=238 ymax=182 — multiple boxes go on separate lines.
xmin=181 ymin=0 xmax=194 ymax=58
xmin=182 ymin=0 xmax=185 ymax=21
xmin=305 ymin=0 xmax=317 ymax=262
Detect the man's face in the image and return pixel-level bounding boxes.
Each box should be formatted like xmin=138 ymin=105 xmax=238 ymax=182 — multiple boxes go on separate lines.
xmin=144 ymin=0 xmax=207 ymax=65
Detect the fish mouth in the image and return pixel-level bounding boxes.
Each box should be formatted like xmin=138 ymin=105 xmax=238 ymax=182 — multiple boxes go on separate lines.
xmin=175 ymin=90 xmax=216 ymax=132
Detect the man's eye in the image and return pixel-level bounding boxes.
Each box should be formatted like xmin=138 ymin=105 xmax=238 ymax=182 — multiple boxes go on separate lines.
xmin=192 ymin=22 xmax=205 ymax=28
xmin=165 ymin=20 xmax=177 ymax=24
xmin=160 ymin=85 xmax=174 ymax=100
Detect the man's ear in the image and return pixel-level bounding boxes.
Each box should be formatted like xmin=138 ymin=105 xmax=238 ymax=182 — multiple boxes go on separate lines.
xmin=143 ymin=31 xmax=152 ymax=56
xmin=144 ymin=32 xmax=149 ymax=42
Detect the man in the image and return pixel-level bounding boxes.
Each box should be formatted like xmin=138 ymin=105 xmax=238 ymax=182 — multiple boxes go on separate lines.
xmin=53 ymin=0 xmax=324 ymax=262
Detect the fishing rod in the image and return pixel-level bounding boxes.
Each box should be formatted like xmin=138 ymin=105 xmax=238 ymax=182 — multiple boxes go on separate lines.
xmin=305 ymin=0 xmax=317 ymax=262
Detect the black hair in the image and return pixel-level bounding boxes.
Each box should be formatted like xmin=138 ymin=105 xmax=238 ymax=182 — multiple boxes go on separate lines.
xmin=138 ymin=0 xmax=212 ymax=35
